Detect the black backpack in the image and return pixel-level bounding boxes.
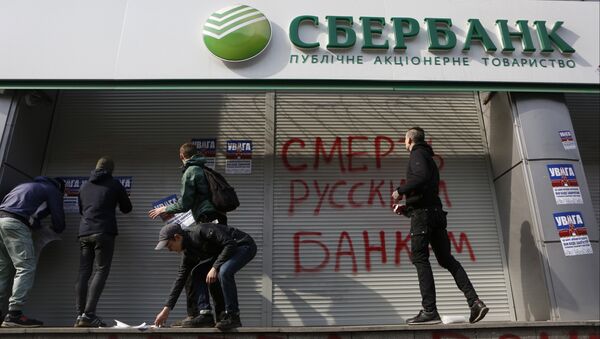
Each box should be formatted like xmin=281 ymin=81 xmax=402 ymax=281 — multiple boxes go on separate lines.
xmin=202 ymin=166 xmax=240 ymax=212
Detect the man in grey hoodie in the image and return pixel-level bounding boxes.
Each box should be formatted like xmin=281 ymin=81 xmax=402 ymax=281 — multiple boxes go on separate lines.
xmin=74 ymin=157 xmax=132 ymax=327
xmin=0 ymin=176 xmax=65 ymax=327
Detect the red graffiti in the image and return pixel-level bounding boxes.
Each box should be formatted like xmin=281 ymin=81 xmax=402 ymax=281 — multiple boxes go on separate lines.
xmin=282 ymin=135 xmax=398 ymax=173
xmin=288 ymin=179 xmax=401 ymax=216
xmin=294 ymin=230 xmax=476 ymax=274
xmin=282 ymin=135 xmax=452 ymax=214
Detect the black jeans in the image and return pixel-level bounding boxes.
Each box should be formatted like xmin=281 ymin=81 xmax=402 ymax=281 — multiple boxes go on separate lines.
xmin=410 ymin=207 xmax=478 ymax=311
xmin=75 ymin=233 xmax=115 ymax=315
xmin=185 ymin=258 xmax=225 ymax=317
xmin=185 ymin=215 xmax=227 ymax=317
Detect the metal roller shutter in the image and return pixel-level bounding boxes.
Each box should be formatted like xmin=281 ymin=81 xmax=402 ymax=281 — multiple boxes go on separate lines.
xmin=272 ymin=92 xmax=513 ymax=325
xmin=565 ymin=93 xmax=600 ymax=229
xmin=30 ymin=90 xmax=266 ymax=326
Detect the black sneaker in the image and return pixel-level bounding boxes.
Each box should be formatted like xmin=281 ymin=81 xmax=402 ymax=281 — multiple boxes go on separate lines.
xmin=1 ymin=313 xmax=43 ymax=328
xmin=181 ymin=313 xmax=215 ymax=328
xmin=171 ymin=315 xmax=196 ymax=328
xmin=469 ymin=300 xmax=489 ymax=323
xmin=406 ymin=309 xmax=442 ymax=325
xmin=75 ymin=314 xmax=107 ymax=328
xmin=74 ymin=314 xmax=83 ymax=327
xmin=215 ymin=312 xmax=242 ymax=330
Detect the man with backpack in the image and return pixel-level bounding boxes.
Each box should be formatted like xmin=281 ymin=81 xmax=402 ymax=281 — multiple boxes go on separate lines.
xmin=149 ymin=142 xmax=226 ymax=224
xmin=148 ymin=142 xmax=229 ymax=327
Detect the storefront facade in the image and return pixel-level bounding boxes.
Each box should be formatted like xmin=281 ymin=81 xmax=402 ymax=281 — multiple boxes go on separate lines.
xmin=0 ymin=0 xmax=598 ymax=327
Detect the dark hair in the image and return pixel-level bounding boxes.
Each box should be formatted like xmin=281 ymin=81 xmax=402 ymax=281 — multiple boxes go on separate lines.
xmin=179 ymin=143 xmax=198 ymax=159
xmin=407 ymin=127 xmax=425 ymax=143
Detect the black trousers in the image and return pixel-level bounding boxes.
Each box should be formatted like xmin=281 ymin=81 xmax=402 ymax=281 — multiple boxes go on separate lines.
xmin=185 ymin=258 xmax=225 ymax=317
xmin=185 ymin=214 xmax=227 ymax=317
xmin=410 ymin=207 xmax=478 ymax=311
xmin=75 ymin=233 xmax=115 ymax=315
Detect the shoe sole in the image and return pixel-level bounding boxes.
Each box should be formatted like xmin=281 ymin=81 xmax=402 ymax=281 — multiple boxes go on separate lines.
xmin=1 ymin=322 xmax=42 ymax=328
xmin=470 ymin=306 xmax=489 ymax=323
xmin=407 ymin=319 xmax=442 ymax=325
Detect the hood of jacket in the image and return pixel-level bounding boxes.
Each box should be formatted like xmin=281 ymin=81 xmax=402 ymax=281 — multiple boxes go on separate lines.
xmin=183 ymin=154 xmax=207 ymax=170
xmin=411 ymin=142 xmax=434 ymax=156
xmin=33 ymin=176 xmax=62 ymax=190
xmin=89 ymin=169 xmax=112 ymax=183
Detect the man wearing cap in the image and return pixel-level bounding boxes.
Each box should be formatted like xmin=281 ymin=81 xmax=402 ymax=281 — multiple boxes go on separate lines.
xmin=74 ymin=156 xmax=132 ymax=328
xmin=0 ymin=176 xmax=66 ymax=327
xmin=153 ymin=222 xmax=256 ymax=330
xmin=148 ymin=142 xmax=227 ymax=326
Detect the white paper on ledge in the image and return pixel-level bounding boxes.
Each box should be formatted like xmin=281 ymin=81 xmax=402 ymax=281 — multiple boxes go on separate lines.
xmin=441 ymin=315 xmax=467 ymax=324
xmin=113 ymin=319 xmax=149 ymax=330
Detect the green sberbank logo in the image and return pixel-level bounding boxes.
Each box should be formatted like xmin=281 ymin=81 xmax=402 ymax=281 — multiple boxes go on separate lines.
xmin=203 ymin=5 xmax=272 ymax=62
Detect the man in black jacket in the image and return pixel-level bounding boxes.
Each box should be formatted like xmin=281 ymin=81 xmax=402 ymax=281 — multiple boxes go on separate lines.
xmin=153 ymin=222 xmax=256 ymax=330
xmin=74 ymin=157 xmax=132 ymax=327
xmin=392 ymin=127 xmax=488 ymax=325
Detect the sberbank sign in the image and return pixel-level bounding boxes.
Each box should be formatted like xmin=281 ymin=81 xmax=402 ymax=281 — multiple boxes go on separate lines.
xmin=289 ymin=16 xmax=575 ymax=54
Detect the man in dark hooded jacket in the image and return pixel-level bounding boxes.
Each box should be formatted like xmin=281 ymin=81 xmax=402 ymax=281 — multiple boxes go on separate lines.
xmin=148 ymin=142 xmax=227 ymax=327
xmin=153 ymin=222 xmax=256 ymax=330
xmin=0 ymin=176 xmax=65 ymax=327
xmin=74 ymin=156 xmax=132 ymax=327
xmin=392 ymin=127 xmax=488 ymax=325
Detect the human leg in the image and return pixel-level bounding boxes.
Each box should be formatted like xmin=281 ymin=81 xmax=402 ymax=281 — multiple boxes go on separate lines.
xmin=75 ymin=235 xmax=94 ymax=316
xmin=0 ymin=219 xmax=42 ymax=328
xmin=83 ymin=233 xmax=115 ymax=315
xmin=215 ymin=243 xmax=256 ymax=330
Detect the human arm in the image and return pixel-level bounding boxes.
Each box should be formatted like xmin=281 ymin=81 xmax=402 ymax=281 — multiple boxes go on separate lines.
xmin=396 ymin=149 xmax=432 ymax=195
xmin=48 ymin=189 xmax=66 ymax=233
xmin=202 ymin=224 xmax=237 ymax=270
xmin=154 ymin=307 xmax=170 ymax=327
xmin=117 ymin=183 xmax=132 ymax=214
xmin=164 ymin=168 xmax=198 ymax=215
xmin=164 ymin=256 xmax=192 ymax=310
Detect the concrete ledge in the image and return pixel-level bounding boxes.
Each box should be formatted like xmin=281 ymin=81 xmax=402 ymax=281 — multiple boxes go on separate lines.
xmin=0 ymin=321 xmax=597 ymax=338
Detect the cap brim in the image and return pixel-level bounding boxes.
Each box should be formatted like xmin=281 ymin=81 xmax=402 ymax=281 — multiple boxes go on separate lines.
xmin=155 ymin=240 xmax=169 ymax=250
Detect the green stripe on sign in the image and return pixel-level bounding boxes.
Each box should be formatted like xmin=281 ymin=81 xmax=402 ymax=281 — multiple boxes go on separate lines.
xmin=204 ymin=13 xmax=265 ymax=35
xmin=207 ymin=8 xmax=258 ymax=25
xmin=210 ymin=5 xmax=249 ymax=18
xmin=203 ymin=5 xmax=271 ymax=62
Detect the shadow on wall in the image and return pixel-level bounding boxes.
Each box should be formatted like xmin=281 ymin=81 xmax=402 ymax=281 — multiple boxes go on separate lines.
xmin=272 ymin=277 xmax=402 ymax=326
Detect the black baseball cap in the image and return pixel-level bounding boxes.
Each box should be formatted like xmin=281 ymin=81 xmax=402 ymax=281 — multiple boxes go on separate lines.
xmin=155 ymin=223 xmax=184 ymax=250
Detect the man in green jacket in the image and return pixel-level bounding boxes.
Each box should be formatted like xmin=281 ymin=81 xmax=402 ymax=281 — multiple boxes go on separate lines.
xmin=149 ymin=142 xmax=226 ymax=225
xmin=148 ymin=142 xmax=227 ymax=327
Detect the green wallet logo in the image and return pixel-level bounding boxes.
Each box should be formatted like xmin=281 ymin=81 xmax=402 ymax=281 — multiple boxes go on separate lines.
xmin=203 ymin=5 xmax=272 ymax=62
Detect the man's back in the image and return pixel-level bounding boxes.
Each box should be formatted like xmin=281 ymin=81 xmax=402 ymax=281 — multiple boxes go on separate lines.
xmin=0 ymin=176 xmax=65 ymax=232
xmin=78 ymin=169 xmax=132 ymax=237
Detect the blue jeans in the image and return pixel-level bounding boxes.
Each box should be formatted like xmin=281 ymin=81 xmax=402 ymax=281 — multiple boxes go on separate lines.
xmin=218 ymin=243 xmax=257 ymax=313
xmin=0 ymin=217 xmax=36 ymax=312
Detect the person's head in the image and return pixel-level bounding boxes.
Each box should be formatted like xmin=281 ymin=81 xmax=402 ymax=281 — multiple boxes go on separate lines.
xmin=404 ymin=127 xmax=425 ymax=151
xmin=179 ymin=143 xmax=198 ymax=163
xmin=95 ymin=156 xmax=115 ymax=174
xmin=155 ymin=223 xmax=185 ymax=253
